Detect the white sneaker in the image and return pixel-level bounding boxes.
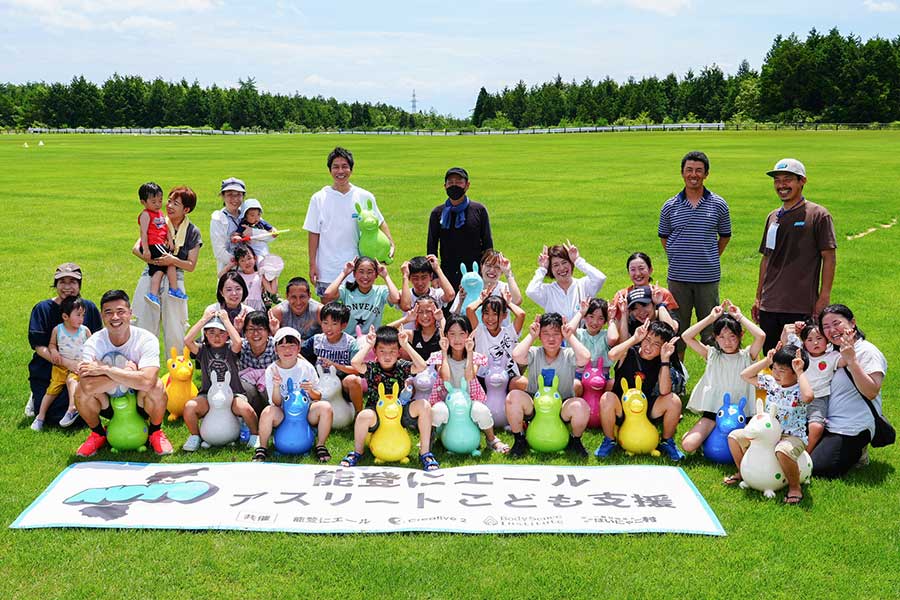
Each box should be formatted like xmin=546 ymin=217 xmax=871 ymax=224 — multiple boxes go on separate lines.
xmin=246 ymin=434 xmax=260 ymax=448
xmin=182 ymin=434 xmax=202 ymax=452
xmin=60 ymin=409 xmax=79 ymax=428
xmin=24 ymin=394 xmax=35 ymax=418
xmin=30 ymin=418 xmax=44 ymax=431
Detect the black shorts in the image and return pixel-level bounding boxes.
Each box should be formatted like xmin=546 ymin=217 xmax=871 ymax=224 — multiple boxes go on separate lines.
xmin=145 ymin=244 xmax=170 ymax=276
xmin=367 ymin=402 xmax=418 ymax=433
xmin=615 ymin=395 xmax=662 ymax=426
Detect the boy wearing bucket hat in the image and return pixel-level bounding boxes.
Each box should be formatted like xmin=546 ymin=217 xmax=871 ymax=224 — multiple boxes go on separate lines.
xmin=751 ymin=159 xmax=836 ymax=352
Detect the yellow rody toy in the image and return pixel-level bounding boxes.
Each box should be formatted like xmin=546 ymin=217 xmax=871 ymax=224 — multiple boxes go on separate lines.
xmin=617 ymin=376 xmax=661 ymax=457
xmin=367 ymin=382 xmax=412 ymax=463
xmin=163 ymin=347 xmax=198 ymax=422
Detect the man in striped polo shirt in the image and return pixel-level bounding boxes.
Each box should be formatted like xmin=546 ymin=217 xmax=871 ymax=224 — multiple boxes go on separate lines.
xmin=658 ymin=151 xmax=732 ymax=349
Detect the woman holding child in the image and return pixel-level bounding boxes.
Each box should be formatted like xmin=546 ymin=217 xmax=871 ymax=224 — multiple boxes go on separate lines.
xmin=132 ymin=185 xmax=202 ymax=353
xmin=26 ymin=262 xmax=103 ymax=425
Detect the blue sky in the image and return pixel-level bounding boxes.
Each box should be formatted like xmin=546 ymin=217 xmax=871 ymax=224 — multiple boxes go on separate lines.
xmin=2 ymin=0 xmax=898 ymax=117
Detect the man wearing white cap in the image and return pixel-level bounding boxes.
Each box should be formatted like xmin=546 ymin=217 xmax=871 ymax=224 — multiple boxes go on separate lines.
xmin=752 ymin=158 xmax=836 ymax=352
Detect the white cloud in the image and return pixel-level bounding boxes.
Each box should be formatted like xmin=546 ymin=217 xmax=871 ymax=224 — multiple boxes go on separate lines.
xmin=863 ymin=0 xmax=898 ymax=11
xmin=6 ymin=0 xmax=216 ymax=30
xmin=584 ymin=0 xmax=692 ymax=16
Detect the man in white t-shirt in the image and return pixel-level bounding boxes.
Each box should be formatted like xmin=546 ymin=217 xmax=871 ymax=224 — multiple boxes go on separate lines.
xmin=303 ymin=147 xmax=395 ymax=297
xmin=74 ymin=290 xmax=172 ymax=457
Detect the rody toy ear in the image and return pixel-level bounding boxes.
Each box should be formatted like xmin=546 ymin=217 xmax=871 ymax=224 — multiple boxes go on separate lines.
xmin=755 ymin=398 xmax=765 ymax=416
xmin=460 ymin=262 xmax=468 ymax=275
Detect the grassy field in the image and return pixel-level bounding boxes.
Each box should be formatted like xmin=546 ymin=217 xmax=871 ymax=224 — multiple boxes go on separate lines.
xmin=1 ymin=131 xmax=899 ymax=599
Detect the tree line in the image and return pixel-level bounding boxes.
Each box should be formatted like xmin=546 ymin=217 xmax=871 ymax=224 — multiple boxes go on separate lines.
xmin=472 ymin=28 xmax=900 ymax=128
xmin=0 ymin=75 xmax=466 ymax=131
xmin=1 ymin=28 xmax=898 ymax=131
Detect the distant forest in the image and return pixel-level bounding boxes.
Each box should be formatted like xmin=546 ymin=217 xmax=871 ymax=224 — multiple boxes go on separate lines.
xmin=2 ymin=28 xmax=898 ymax=131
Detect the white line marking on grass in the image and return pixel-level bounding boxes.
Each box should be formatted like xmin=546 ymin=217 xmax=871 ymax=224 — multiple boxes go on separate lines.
xmin=846 ymin=218 xmax=897 ymax=240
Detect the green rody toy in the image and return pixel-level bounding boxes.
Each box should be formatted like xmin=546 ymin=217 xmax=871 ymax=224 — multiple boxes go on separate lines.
xmin=354 ymin=199 xmax=392 ymax=264
xmin=107 ymin=394 xmax=149 ymax=452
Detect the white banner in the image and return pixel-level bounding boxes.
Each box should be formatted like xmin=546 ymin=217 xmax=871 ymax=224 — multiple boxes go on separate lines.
xmin=11 ymin=462 xmax=724 ymax=536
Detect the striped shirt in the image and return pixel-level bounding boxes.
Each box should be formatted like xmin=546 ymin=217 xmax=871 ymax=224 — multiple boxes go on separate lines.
xmin=658 ymin=188 xmax=731 ymax=283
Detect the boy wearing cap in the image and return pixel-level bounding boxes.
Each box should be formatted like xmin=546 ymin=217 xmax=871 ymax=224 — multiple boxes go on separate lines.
xmin=427 ymin=167 xmax=494 ymax=290
xmin=304 ymin=147 xmax=395 ymax=297
xmin=181 ymin=306 xmax=260 ymax=451
xmin=210 ymin=177 xmax=246 ymax=273
xmin=255 ymin=327 xmax=333 ymax=462
xmin=751 ymin=159 xmax=836 ymax=352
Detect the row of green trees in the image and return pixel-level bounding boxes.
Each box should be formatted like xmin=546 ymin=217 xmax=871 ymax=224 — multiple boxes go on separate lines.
xmin=0 ymin=75 xmax=466 ymax=131
xmin=472 ymin=28 xmax=900 ymax=128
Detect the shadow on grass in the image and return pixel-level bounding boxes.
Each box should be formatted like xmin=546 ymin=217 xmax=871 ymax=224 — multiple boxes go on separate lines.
xmin=830 ymin=458 xmax=894 ymax=487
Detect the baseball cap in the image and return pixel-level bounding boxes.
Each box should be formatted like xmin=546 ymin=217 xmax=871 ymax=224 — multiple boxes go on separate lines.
xmin=273 ymin=326 xmax=302 ymax=345
xmin=54 ymin=262 xmax=82 ymax=281
xmin=766 ymin=158 xmax=806 ymax=178
xmin=203 ymin=315 xmax=227 ymax=332
xmin=221 ymin=177 xmax=246 ymax=194
xmin=627 ymin=286 xmax=653 ymax=308
xmin=444 ymin=167 xmax=469 ymax=181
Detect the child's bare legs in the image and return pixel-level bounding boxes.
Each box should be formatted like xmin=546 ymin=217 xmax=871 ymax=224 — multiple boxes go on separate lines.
xmin=505 ymin=389 xmax=533 ymax=435
xmin=649 ymin=393 xmax=682 ymax=440
xmin=561 ymin=397 xmax=589 ymax=437
xmin=724 ymin=435 xmax=745 ymax=484
xmin=149 ymin=270 xmax=164 ymax=297
xmin=231 ymin=396 xmax=258 ymax=433
xmin=165 ymin=265 xmax=179 ymax=294
xmin=257 ymin=405 xmax=283 ymax=448
xmin=508 ymin=376 xmax=527 ymax=393
xmin=308 ymin=401 xmax=334 ymax=446
xmin=408 ymin=399 xmax=433 ymax=451
xmin=599 ymin=391 xmax=622 ymax=439
xmin=347 ymin=409 xmax=377 ymax=458
xmin=343 ymin=375 xmax=364 ymax=412
xmin=776 ymin=450 xmax=803 ymax=501
xmin=806 ymin=421 xmax=825 ymax=454
xmin=682 ymin=416 xmax=716 ymax=454
xmin=64 ymin=376 xmax=79 ymax=413
xmin=182 ymin=396 xmax=209 ymax=435
xmin=262 ymin=276 xmax=278 ymax=297
xmin=34 ymin=391 xmax=60 ymax=423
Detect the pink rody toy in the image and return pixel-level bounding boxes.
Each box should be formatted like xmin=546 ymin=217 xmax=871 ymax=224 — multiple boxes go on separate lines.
xmin=483 ymin=355 xmax=509 ymax=429
xmin=581 ymin=357 xmax=606 ymax=429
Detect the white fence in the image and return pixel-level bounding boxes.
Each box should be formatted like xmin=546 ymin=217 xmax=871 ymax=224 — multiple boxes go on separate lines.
xmin=18 ymin=122 xmax=900 ymax=137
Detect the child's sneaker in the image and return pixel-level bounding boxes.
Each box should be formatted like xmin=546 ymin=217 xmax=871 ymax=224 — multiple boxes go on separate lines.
xmin=594 ymin=436 xmax=618 ymax=458
xmin=168 ymin=288 xmax=188 ymax=300
xmin=246 ymin=434 xmax=260 ymax=448
xmin=149 ymin=430 xmax=174 ymax=455
xmin=182 ymin=434 xmax=202 ymax=452
xmin=144 ymin=293 xmax=161 ymax=307
xmin=658 ymin=438 xmax=685 ymax=462
xmin=252 ymin=447 xmax=268 ymax=462
xmin=24 ymin=395 xmax=35 ymax=418
xmin=76 ymin=431 xmax=107 ymax=457
xmin=30 ymin=418 xmax=44 ymax=431
xmin=566 ymin=435 xmax=588 ymax=457
xmin=239 ymin=418 xmax=251 ymax=444
xmin=509 ymin=434 xmax=529 ymax=458
xmin=59 ymin=409 xmax=79 ymax=428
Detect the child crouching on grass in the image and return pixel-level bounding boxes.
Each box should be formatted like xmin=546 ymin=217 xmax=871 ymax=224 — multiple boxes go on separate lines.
xmin=341 ymin=325 xmax=438 ymax=470
xmin=181 ymin=308 xmax=259 ymax=451
xmin=724 ymin=343 xmax=813 ymax=505
xmin=253 ymin=326 xmax=333 ymax=463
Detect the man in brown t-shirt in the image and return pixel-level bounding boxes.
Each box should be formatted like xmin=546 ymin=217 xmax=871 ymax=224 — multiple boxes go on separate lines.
xmin=751 ymin=158 xmax=837 ymax=352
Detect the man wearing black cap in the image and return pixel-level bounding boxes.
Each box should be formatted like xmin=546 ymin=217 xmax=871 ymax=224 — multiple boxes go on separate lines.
xmin=426 ymin=167 xmax=494 ymax=290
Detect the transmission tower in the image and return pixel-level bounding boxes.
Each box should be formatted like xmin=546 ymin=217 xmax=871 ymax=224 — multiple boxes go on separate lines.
xmin=411 ymin=89 xmax=417 ymax=113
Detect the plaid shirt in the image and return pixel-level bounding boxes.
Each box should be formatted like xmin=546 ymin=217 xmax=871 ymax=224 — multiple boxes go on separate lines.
xmin=239 ymin=338 xmax=277 ymax=370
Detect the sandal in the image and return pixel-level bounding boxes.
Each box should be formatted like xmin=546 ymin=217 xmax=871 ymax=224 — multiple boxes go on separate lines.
xmin=783 ymin=493 xmax=803 ymax=505
xmin=315 ymin=444 xmax=332 ymax=463
xmin=252 ymin=447 xmax=268 ymax=462
xmin=489 ymin=437 xmax=511 ymax=454
xmin=723 ymin=474 xmax=742 ymax=486
xmin=419 ymin=451 xmax=440 ymax=471
xmin=340 ymin=451 xmax=362 ymax=467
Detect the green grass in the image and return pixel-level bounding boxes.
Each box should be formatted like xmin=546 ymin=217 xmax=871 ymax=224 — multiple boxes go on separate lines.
xmin=2 ymin=131 xmax=899 ymax=599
